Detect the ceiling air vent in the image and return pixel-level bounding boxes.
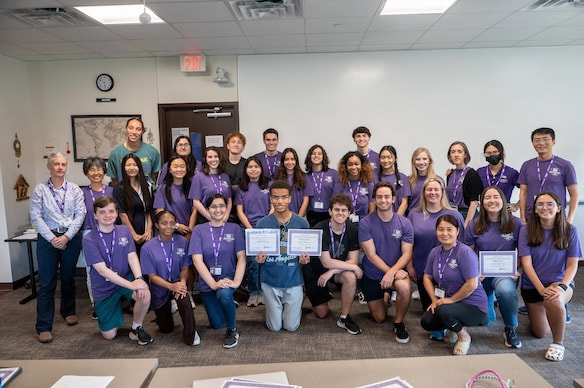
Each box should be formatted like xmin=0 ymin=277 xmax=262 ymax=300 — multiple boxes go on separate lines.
xmin=228 ymin=0 xmax=301 ymax=20
xmin=525 ymin=0 xmax=584 ymax=10
xmin=3 ymin=7 xmax=96 ymax=27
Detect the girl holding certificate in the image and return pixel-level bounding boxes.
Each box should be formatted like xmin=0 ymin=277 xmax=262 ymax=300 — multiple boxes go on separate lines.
xmin=519 ymin=192 xmax=581 ymax=361
xmin=378 ymin=145 xmax=410 ymax=215
xmin=337 ymin=151 xmax=375 ymax=224
xmin=275 ymin=148 xmax=312 ymax=217
xmin=408 ymin=147 xmax=440 ymax=213
xmin=304 ymin=145 xmax=339 ymax=226
xmin=421 ymin=214 xmax=488 ymax=355
xmin=464 ymin=186 xmax=524 ymax=349
xmin=235 ymin=156 xmax=271 ymax=307
xmin=189 ymin=194 xmax=246 ymax=349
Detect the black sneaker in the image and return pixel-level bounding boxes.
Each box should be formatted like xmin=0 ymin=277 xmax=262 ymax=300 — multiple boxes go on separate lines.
xmin=337 ymin=315 xmax=362 ymax=335
xmin=357 ymin=291 xmax=367 ymax=305
xmin=504 ymin=327 xmax=522 ymax=348
xmin=394 ymin=322 xmax=410 ymax=344
xmin=223 ymin=328 xmax=239 ymax=349
xmin=518 ymin=306 xmax=528 ymax=315
xmin=129 ymin=326 xmax=154 ymax=345
xmin=92 ymin=310 xmax=98 ymax=320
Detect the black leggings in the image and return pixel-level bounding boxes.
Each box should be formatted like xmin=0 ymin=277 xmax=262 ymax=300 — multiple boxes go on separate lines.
xmin=421 ymin=302 xmax=487 ymax=333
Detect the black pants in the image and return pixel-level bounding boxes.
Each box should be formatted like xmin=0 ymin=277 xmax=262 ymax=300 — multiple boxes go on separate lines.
xmin=154 ymin=294 xmax=196 ymax=345
xmin=421 ymin=302 xmax=487 ymax=333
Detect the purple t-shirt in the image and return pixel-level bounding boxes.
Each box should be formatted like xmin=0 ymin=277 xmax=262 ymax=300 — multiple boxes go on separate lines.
xmin=476 ymin=164 xmax=519 ymax=203
xmin=234 ymin=182 xmax=271 ymax=227
xmin=286 ymin=173 xmax=314 ymax=214
xmin=464 ymin=217 xmax=523 ymax=252
xmin=82 ymin=225 xmax=136 ymax=302
xmin=408 ymin=208 xmax=464 ymax=278
xmin=360 ymin=149 xmax=379 ymax=175
xmin=518 ymin=225 xmax=581 ymax=289
xmin=81 ymin=185 xmax=114 ymax=231
xmin=254 ymin=151 xmax=282 ymax=181
xmin=157 ymin=161 xmax=201 ymax=185
xmin=188 ymin=172 xmax=232 ymax=203
xmin=188 ymin=222 xmax=245 ymax=293
xmin=339 ymin=180 xmax=374 ymax=220
xmin=424 ymin=243 xmax=488 ymax=313
xmin=141 ymin=235 xmax=191 ymax=310
xmin=359 ymin=212 xmax=414 ymax=280
xmin=379 ymin=172 xmax=411 ymax=213
xmin=305 ymin=169 xmax=339 ymax=213
xmin=518 ymin=156 xmax=577 ymax=218
xmin=153 ymin=183 xmax=193 ymax=226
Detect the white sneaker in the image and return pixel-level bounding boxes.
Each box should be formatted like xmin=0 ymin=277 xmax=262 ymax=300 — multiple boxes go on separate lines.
xmin=391 ymin=291 xmax=397 ymax=302
xmin=192 ymin=330 xmax=201 ymax=346
xmin=189 ymin=293 xmax=196 ymax=309
xmin=171 ymin=299 xmax=178 ymax=314
xmin=412 ymin=290 xmax=420 ymax=300
xmin=257 ymin=293 xmax=265 ymax=305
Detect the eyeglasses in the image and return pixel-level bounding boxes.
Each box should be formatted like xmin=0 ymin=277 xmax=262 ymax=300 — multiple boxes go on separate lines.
xmin=176 ymin=143 xmax=191 ymax=148
xmin=483 ymin=151 xmax=500 ymax=157
xmin=209 ymin=204 xmax=226 ymax=210
xmin=535 ymin=202 xmax=557 ymax=209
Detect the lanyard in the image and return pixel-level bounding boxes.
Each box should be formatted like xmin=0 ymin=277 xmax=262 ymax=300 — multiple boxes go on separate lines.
xmin=348 ymin=180 xmax=362 ymax=210
xmin=536 ymin=156 xmax=555 ymax=192
xmin=98 ymin=228 xmax=115 ymax=269
xmin=329 ymin=221 xmax=346 ymax=259
xmin=437 ymin=243 xmax=456 ymax=287
xmin=311 ymin=171 xmax=324 ymax=200
xmin=48 ymin=180 xmax=68 ymax=213
xmin=89 ymin=185 xmax=106 ymax=204
xmin=209 ymin=223 xmax=225 ymax=267
xmin=159 ymin=236 xmax=175 ymax=281
xmin=210 ymin=174 xmax=224 ymax=195
xmin=264 ymin=152 xmax=278 ymax=178
xmin=486 ymin=165 xmax=506 ymax=188
xmin=452 ymin=167 xmax=468 ymax=203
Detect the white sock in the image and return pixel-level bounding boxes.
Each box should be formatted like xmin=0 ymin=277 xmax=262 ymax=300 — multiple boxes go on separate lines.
xmin=132 ymin=322 xmax=141 ymax=330
xmin=339 ymin=314 xmax=347 ymax=319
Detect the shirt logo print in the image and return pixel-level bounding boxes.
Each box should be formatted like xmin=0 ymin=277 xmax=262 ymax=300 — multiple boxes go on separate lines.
xmin=118 ymin=237 xmax=129 ymax=246
xmin=360 ymin=188 xmax=368 ymax=196
xmin=391 ymin=229 xmax=402 ymax=239
xmin=176 ymin=248 xmax=185 ymax=256
xmin=325 ymin=176 xmax=333 ymax=183
xmin=550 ymin=167 xmax=562 ymax=177
xmin=448 ymin=258 xmax=458 ymax=269
xmin=224 ymin=233 xmax=235 ymax=243
xmin=500 ymin=233 xmax=514 ymax=241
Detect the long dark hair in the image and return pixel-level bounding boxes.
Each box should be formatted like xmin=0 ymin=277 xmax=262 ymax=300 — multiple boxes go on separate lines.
xmin=304 ymin=144 xmax=330 ymax=173
xmin=120 ymin=153 xmax=152 ymax=220
xmin=164 ymin=155 xmax=191 ymax=205
xmin=527 ymin=192 xmax=571 ymax=249
xmin=474 ymin=186 xmax=514 ymax=235
xmin=240 ymin=156 xmax=269 ymax=191
xmin=337 ymin=151 xmax=374 ymax=186
xmin=276 ymin=147 xmax=305 ymax=190
xmin=379 ymin=145 xmax=402 ymax=189
xmin=173 ymin=135 xmax=197 ymax=178
xmin=202 ymin=146 xmax=226 ymax=174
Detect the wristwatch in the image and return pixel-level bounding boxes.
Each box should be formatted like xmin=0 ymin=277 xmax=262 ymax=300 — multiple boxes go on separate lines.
xmin=136 ymin=276 xmax=144 ymax=280
xmin=557 ymin=283 xmax=568 ymax=291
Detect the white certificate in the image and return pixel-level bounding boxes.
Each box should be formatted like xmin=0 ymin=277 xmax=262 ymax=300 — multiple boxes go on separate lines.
xmin=287 ymin=229 xmax=322 ymax=256
xmin=245 ymin=229 xmax=280 ymax=256
xmin=479 ymin=250 xmax=517 ymax=277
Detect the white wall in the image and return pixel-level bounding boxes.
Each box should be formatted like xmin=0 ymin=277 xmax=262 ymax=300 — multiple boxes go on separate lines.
xmin=238 ymin=47 xmax=584 ymax=199
xmin=0 ymin=55 xmax=37 ymax=282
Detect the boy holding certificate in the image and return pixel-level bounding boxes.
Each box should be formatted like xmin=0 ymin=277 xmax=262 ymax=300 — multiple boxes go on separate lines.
xmin=302 ymin=194 xmax=363 ymax=334
xmin=255 ymin=180 xmax=310 ymax=331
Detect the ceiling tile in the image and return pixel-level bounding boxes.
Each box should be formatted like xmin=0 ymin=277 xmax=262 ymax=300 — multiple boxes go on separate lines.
xmin=556 ymin=12 xmax=584 ymax=27
xmin=431 ymin=13 xmax=509 ymax=30
xmin=527 ymin=26 xmax=584 ymax=40
xmin=0 ymin=14 xmax=31 ymax=28
xmin=202 ymin=48 xmax=255 ymax=55
xmin=305 ymin=17 xmax=371 ymax=33
xmin=358 ymin=43 xmax=412 ymax=51
xmin=514 ymin=39 xmax=573 ymax=47
xmin=19 ymin=41 xmax=92 ymax=54
xmin=307 ymin=45 xmax=358 ymax=52
xmin=463 ymin=41 xmax=517 ymax=48
xmin=106 ymin=24 xmax=182 ymax=40
xmin=0 ymin=42 xmax=39 ymax=55
xmin=132 ymin=38 xmax=200 ymax=51
xmin=472 ymin=27 xmax=543 ymax=41
xmin=307 ymin=33 xmax=363 ymax=47
xmin=239 ymin=19 xmax=305 ymax=36
xmin=174 ymin=21 xmax=242 ymax=38
xmin=303 ymin=0 xmax=383 ymax=18
xmin=417 ymin=29 xmax=483 ymax=43
xmin=0 ymin=0 xmax=61 ymax=8
xmin=148 ymin=1 xmax=234 ymax=23
xmin=50 ymin=53 xmax=105 ymax=60
xmin=410 ymin=42 xmax=465 ymax=50
xmin=77 ymin=40 xmax=144 ymax=53
xmin=39 ymin=26 xmax=122 ymax=42
xmin=369 ymin=14 xmax=441 ymax=31
xmin=0 ymin=28 xmax=63 ymax=43
xmin=247 ymin=34 xmax=305 ymax=48
xmin=495 ymin=10 xmax=578 ymax=28
xmin=448 ymin=0 xmax=534 ymax=13
xmin=362 ymin=30 xmax=424 ymax=45
xmin=253 ymin=47 xmax=306 ymax=54
xmin=193 ymin=36 xmax=250 ymax=50
xmin=10 ymin=54 xmax=56 ymax=61
xmin=101 ymin=51 xmax=153 ymax=58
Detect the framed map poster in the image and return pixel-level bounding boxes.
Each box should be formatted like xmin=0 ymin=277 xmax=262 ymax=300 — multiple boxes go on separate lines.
xmin=71 ymin=114 xmax=141 ymax=162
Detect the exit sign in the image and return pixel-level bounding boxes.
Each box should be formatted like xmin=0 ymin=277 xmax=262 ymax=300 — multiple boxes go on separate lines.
xmin=180 ymin=55 xmax=206 ymax=72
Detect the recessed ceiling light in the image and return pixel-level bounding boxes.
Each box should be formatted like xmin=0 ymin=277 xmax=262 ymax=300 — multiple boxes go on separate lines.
xmin=75 ymin=5 xmax=164 ymax=25
xmin=380 ymin=0 xmax=458 ymax=15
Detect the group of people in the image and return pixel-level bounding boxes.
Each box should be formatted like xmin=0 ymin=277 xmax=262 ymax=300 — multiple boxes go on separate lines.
xmin=30 ymin=120 xmax=579 ymax=361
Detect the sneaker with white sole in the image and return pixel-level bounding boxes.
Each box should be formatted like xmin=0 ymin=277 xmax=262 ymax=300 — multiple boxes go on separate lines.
xmin=394 ymin=322 xmax=410 ymax=344
xmin=223 ymin=328 xmax=239 ymax=349
xmin=247 ymin=294 xmax=259 ymax=307
xmin=257 ymin=293 xmax=265 ymax=305
xmin=337 ymin=315 xmax=362 ymax=335
xmin=357 ymin=291 xmax=367 ymax=305
xmin=129 ymin=326 xmax=153 ymax=345
xmin=171 ymin=299 xmax=178 ymax=314
xmin=189 ymin=293 xmax=196 ymax=309
xmin=192 ymin=330 xmax=201 ymax=346
xmin=411 ymin=290 xmax=420 ymax=300
xmin=504 ymin=327 xmax=522 ymax=349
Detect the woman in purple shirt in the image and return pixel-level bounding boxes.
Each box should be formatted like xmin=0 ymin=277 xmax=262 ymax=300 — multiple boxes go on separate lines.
xmin=275 ymin=148 xmax=311 ymax=216
xmin=378 ymin=145 xmax=410 ymax=215
xmin=475 ymin=140 xmax=519 ymax=210
xmin=519 ymin=192 xmax=581 ymax=361
xmin=338 ymin=151 xmax=375 ymax=224
xmin=421 ymin=214 xmax=488 ymax=355
xmin=464 ymin=186 xmax=523 ymax=349
xmin=304 ymin=144 xmax=339 ymax=226
xmin=408 ymin=147 xmax=440 ymax=213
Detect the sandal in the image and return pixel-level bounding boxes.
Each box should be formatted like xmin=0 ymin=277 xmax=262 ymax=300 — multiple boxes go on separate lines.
xmin=545 ymin=343 xmax=565 ymax=361
xmin=443 ymin=330 xmax=458 ymax=344
xmin=453 ymin=338 xmax=471 ymax=355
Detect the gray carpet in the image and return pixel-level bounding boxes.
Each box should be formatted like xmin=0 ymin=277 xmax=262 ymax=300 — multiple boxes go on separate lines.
xmin=0 ymin=271 xmax=582 ymax=387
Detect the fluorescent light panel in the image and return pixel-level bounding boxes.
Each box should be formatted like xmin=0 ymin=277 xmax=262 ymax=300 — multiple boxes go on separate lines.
xmin=380 ymin=0 xmax=457 ymax=15
xmin=75 ymin=5 xmax=164 ymax=25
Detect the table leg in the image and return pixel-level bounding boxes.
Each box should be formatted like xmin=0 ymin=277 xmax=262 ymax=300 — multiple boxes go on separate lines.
xmin=19 ymin=241 xmax=37 ymax=305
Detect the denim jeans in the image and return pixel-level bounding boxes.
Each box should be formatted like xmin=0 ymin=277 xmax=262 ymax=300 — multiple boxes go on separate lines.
xmin=482 ymin=276 xmax=519 ymax=328
xmin=200 ymin=287 xmax=236 ymax=330
xmin=36 ymin=233 xmax=82 ymax=333
xmin=246 ymin=255 xmax=261 ymax=295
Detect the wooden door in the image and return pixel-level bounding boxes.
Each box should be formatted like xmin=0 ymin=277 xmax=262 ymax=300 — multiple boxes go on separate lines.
xmin=157 ymin=102 xmax=239 ymax=162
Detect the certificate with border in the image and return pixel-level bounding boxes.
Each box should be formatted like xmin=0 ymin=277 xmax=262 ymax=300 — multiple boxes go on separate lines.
xmin=287 ymin=229 xmax=322 ymax=256
xmin=245 ymin=229 xmax=280 ymax=256
xmin=479 ymin=250 xmax=517 ymax=277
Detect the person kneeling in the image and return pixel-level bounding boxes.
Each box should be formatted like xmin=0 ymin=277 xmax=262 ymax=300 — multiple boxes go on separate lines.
xmin=82 ymin=196 xmax=153 ymax=345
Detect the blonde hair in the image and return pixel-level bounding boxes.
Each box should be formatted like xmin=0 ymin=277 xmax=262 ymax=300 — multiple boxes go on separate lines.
xmin=408 ymin=147 xmax=437 ymax=188
xmin=415 ymin=177 xmax=453 ymax=219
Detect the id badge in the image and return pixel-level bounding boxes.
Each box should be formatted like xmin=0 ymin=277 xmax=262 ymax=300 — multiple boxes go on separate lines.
xmin=314 ymin=201 xmax=324 ymax=210
xmin=434 ymin=287 xmax=445 ymax=298
xmin=351 ymin=214 xmax=360 ymax=223
xmin=210 ymin=265 xmax=222 ymax=276
xmin=452 ymin=205 xmax=458 ymax=211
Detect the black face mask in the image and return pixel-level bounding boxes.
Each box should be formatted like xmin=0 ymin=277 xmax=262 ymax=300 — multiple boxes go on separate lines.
xmin=486 ymin=154 xmax=502 ymax=165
